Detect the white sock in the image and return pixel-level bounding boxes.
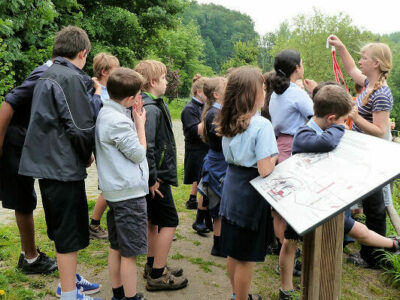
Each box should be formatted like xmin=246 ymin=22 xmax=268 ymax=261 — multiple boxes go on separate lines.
xmin=21 ymin=251 xmax=25 ymax=256
xmin=60 ymin=288 xmax=77 ymax=300
xmin=25 ymin=253 xmax=39 ymax=264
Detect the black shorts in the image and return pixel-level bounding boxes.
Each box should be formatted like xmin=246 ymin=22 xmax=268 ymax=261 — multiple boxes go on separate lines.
xmin=183 ymin=149 xmax=208 ymax=184
xmin=0 ymin=172 xmax=37 ymax=213
xmin=107 ymin=197 xmax=148 ymax=257
xmin=39 ymin=179 xmax=89 ymax=254
xmin=0 ymin=143 xmax=37 ymax=213
xmin=146 ymin=182 xmax=179 ymax=227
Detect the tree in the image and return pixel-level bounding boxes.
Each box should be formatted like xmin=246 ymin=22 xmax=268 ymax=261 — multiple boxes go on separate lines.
xmin=221 ymin=40 xmax=260 ymax=73
xmin=269 ymin=9 xmax=376 ymax=94
xmin=150 ymin=21 xmax=213 ymax=96
xmin=182 ymin=2 xmax=258 ymax=72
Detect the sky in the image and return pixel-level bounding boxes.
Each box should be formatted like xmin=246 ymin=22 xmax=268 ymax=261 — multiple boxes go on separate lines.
xmin=196 ymin=0 xmax=399 ymax=36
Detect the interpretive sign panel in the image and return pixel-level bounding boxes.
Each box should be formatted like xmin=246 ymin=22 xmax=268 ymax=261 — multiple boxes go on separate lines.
xmin=251 ymin=130 xmax=400 ymax=236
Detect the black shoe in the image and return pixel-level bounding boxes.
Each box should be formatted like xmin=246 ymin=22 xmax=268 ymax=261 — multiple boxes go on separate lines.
xmin=17 ymin=252 xmax=24 ymax=269
xmin=21 ymin=249 xmax=57 ymax=274
xmin=185 ymin=198 xmax=198 ymax=210
xmin=346 ymin=252 xmax=370 ymax=268
xmin=192 ymin=222 xmax=210 ymax=234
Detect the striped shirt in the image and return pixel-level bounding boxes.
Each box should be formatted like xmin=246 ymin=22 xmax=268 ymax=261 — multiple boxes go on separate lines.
xmin=353 ymin=79 xmax=393 ymax=133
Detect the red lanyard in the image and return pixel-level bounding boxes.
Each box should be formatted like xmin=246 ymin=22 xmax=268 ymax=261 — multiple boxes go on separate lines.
xmin=332 ymin=49 xmax=349 ymax=92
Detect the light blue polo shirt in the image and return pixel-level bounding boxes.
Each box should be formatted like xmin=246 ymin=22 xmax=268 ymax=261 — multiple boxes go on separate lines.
xmin=269 ymin=82 xmax=314 ymax=136
xmin=222 ymin=115 xmax=278 ymax=168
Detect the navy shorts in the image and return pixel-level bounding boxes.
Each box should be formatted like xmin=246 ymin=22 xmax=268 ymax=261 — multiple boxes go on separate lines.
xmin=107 ymin=197 xmax=148 ymax=257
xmin=146 ymin=182 xmax=179 ymax=227
xmin=183 ymin=149 xmax=208 ymax=184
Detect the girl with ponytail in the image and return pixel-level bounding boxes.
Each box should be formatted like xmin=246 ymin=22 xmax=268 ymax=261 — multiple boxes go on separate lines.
xmin=328 ymin=35 xmax=393 ymax=268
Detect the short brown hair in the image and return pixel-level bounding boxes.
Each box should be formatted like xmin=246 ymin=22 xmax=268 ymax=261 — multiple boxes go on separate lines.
xmin=93 ymin=53 xmax=120 ymax=79
xmin=313 ymin=85 xmax=353 ymax=118
xmin=107 ymin=67 xmax=144 ymax=101
xmin=216 ymin=66 xmax=264 ymax=137
xmin=52 ymin=26 xmax=91 ymax=59
xmin=134 ymin=60 xmax=167 ymax=91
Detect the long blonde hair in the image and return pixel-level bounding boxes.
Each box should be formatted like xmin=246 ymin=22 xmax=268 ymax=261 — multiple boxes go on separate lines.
xmin=361 ymin=43 xmax=392 ymax=106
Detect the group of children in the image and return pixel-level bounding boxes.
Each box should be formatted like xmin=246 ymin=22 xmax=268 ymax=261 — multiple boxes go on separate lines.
xmin=1 ymin=24 xmax=400 ymax=300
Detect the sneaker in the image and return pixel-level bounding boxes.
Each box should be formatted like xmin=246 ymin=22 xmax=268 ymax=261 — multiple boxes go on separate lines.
xmin=146 ymin=268 xmax=188 ymax=291
xmin=278 ymin=289 xmax=299 ymax=300
xmin=17 ymin=252 xmax=24 ymax=269
xmin=346 ymin=252 xmax=370 ymax=268
xmin=76 ymin=289 xmax=102 ymax=300
xmin=185 ymin=197 xmax=198 ymax=210
xmin=192 ymin=222 xmax=210 ymax=234
xmin=143 ymin=263 xmax=183 ymax=279
xmin=89 ymin=224 xmax=108 ymax=239
xmin=56 ymin=274 xmax=100 ymax=297
xmin=21 ymin=249 xmax=57 ymax=274
xmin=173 ymin=234 xmax=177 ymax=241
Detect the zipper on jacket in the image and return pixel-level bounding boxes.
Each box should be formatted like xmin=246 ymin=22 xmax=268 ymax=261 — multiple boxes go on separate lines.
xmin=158 ymin=145 xmax=167 ymax=168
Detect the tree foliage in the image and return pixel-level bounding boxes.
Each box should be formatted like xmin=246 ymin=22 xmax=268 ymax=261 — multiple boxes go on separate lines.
xmin=222 ymin=40 xmax=260 ymax=73
xmin=182 ymin=2 xmax=258 ymax=73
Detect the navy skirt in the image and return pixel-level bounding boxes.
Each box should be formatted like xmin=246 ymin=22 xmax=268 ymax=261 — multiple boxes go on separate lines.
xmin=184 ymin=148 xmax=208 ymax=184
xmin=220 ymin=164 xmax=273 ymax=262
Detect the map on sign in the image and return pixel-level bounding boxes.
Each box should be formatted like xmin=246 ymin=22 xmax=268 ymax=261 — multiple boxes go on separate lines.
xmin=250 ymin=130 xmax=400 ymax=236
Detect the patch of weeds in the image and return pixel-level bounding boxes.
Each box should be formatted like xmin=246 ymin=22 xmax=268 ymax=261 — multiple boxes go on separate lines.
xmin=29 ymin=279 xmax=46 ymax=289
xmin=192 ymin=240 xmax=201 ymax=246
xmin=381 ymin=251 xmax=400 ymax=287
xmin=174 ymin=232 xmax=183 ymax=240
xmin=368 ymin=282 xmax=383 ymax=295
xmin=187 ymin=257 xmax=225 ymax=273
xmin=172 ymin=252 xmax=185 ymax=260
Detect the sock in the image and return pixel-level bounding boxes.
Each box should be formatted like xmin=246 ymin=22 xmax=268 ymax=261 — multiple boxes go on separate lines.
xmin=213 ymin=235 xmax=220 ymax=249
xmin=25 ymin=253 xmax=39 ymax=264
xmin=90 ymin=218 xmax=100 ymax=226
xmin=147 ymin=256 xmax=154 ymax=267
xmin=60 ymin=289 xmax=77 ymax=300
xmin=195 ymin=209 xmax=206 ymax=223
xmin=189 ymin=194 xmax=197 ymax=201
xmin=151 ymin=267 xmax=165 ymax=279
xmin=112 ymin=286 xmax=125 ymax=299
xmin=21 ymin=251 xmax=25 ymax=256
xmin=232 ymin=292 xmax=236 ymax=299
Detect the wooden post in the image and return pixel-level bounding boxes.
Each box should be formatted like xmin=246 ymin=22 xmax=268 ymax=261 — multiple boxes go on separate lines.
xmin=301 ymin=212 xmax=344 ymax=300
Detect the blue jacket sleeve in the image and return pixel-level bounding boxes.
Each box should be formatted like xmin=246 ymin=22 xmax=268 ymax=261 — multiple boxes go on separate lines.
xmin=292 ymin=124 xmax=345 ymax=154
xmin=5 ymin=64 xmax=48 ymax=110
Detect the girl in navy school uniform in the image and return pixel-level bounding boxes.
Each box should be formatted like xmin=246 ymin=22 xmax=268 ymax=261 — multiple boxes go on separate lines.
xmin=197 ymin=76 xmax=228 ymax=257
xmin=216 ymin=66 xmax=278 ymax=300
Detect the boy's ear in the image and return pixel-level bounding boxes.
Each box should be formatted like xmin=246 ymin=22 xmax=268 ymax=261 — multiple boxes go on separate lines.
xmin=149 ymin=79 xmax=156 ymax=88
xmin=77 ymin=49 xmax=88 ymax=60
xmin=326 ymin=114 xmax=337 ymax=124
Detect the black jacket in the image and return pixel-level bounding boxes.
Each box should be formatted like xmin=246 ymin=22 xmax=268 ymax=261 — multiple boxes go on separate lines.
xmin=143 ymin=93 xmax=178 ymax=187
xmin=19 ymin=57 xmax=95 ymax=181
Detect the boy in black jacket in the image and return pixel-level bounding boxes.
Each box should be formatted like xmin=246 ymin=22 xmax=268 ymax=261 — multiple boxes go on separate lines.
xmin=134 ymin=60 xmax=188 ymax=291
xmin=19 ymin=26 xmax=101 ymax=300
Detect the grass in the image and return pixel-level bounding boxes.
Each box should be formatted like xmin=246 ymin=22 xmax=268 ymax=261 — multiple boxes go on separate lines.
xmin=165 ymin=97 xmax=190 ymax=120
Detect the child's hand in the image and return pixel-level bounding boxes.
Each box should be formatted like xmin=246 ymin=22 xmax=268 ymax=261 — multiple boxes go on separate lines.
xmin=327 ymin=35 xmax=344 ymax=49
xmin=150 ymin=181 xmax=164 ymax=199
xmin=86 ymin=154 xmax=95 ymax=168
xmin=304 ymin=79 xmax=318 ymax=94
xmin=92 ymin=77 xmax=102 ymax=95
xmin=132 ymin=97 xmax=146 ymax=127
xmin=349 ymin=106 xmax=359 ymax=122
